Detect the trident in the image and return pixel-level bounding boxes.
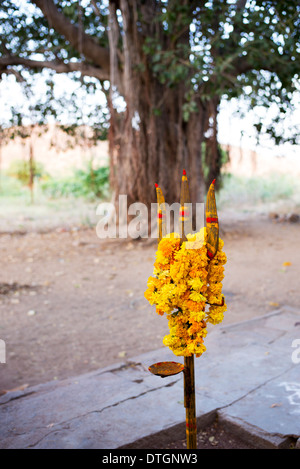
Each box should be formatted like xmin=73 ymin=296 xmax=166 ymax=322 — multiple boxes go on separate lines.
xmin=148 ymin=170 xmax=219 ymax=449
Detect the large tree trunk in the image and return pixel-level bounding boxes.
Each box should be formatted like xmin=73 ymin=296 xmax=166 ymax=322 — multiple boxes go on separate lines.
xmin=108 ymin=1 xmax=222 ymax=227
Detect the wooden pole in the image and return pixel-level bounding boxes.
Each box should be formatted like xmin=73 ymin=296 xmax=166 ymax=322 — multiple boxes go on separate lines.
xmin=180 ymin=170 xmax=197 ymax=449
xmin=28 ymin=139 xmax=34 ymax=204
xmin=184 ymin=354 xmax=197 ymax=449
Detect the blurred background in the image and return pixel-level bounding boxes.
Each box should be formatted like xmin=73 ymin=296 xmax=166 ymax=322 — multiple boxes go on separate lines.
xmin=0 ymin=0 xmax=299 ymax=395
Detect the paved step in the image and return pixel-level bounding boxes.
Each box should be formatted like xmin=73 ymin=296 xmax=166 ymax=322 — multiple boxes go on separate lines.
xmin=0 ymin=307 xmax=299 ymax=449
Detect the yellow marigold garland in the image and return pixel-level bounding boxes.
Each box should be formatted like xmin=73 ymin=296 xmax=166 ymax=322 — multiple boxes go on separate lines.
xmin=144 ymin=227 xmax=227 ymax=357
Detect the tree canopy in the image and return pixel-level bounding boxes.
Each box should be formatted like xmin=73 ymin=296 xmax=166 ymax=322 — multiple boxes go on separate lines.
xmin=0 ymin=0 xmax=299 ymax=206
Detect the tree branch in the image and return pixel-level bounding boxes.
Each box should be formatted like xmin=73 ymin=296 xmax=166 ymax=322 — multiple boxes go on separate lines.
xmin=0 ymin=56 xmax=108 ymax=81
xmin=231 ymin=0 xmax=247 ymax=37
xmin=235 ymin=0 xmax=247 ymax=12
xmin=31 ymin=0 xmax=110 ymax=76
xmin=231 ymin=52 xmax=293 ymax=79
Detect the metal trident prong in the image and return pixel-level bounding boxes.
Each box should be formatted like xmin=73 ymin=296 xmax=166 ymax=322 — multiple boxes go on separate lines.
xmin=206 ymin=179 xmax=219 ymax=260
xmin=155 ymin=183 xmax=166 ymax=243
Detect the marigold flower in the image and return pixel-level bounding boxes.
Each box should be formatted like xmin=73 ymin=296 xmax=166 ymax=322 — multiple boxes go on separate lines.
xmin=144 ymin=227 xmax=227 ymax=357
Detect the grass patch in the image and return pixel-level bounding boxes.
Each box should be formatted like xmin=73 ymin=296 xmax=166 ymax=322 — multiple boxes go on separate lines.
xmin=0 ymin=173 xmax=28 ymax=198
xmin=0 ymin=162 xmax=110 ymax=202
xmin=41 ymin=164 xmax=109 ymax=200
xmin=217 ymin=172 xmax=300 ymax=210
xmin=1 ymin=167 xmax=298 ymax=222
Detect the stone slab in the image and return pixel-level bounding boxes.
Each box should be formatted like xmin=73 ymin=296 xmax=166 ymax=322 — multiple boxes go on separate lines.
xmin=0 ymin=307 xmax=299 ymax=449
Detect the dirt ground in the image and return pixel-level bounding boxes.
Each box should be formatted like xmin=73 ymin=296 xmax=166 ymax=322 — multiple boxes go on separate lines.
xmin=0 ymin=206 xmax=299 ymax=450
xmin=153 ymin=419 xmax=258 ymax=449
xmin=0 ymin=207 xmax=299 ymax=396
